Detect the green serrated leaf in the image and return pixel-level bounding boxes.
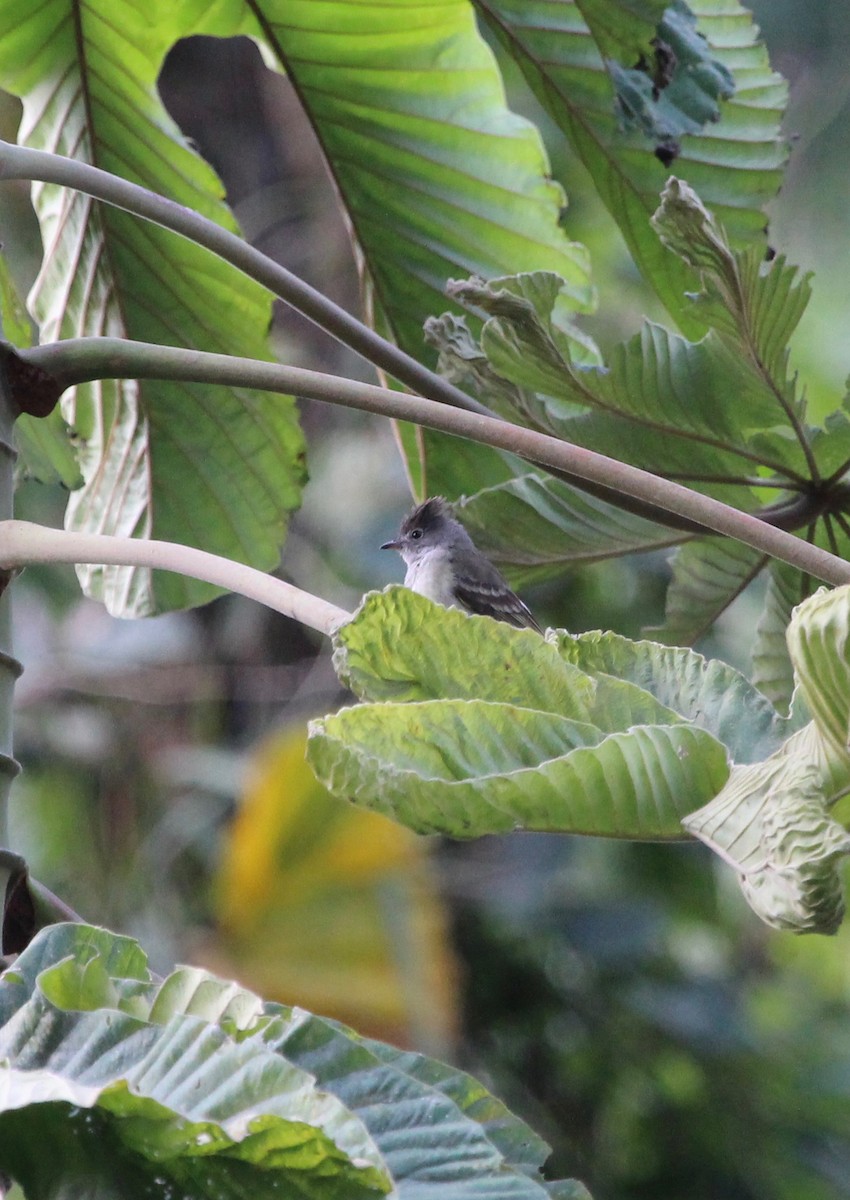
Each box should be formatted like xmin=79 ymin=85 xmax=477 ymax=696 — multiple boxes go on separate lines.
xmin=653 ymin=177 xmax=812 ymax=379
xmin=434 ymin=270 xmax=786 ymax=531
xmin=651 ymin=537 xmax=767 ymax=645
xmin=453 ymin=474 xmax=686 ymax=586
xmin=476 ymin=0 xmax=787 ymax=333
xmin=448 ymin=272 xmax=788 ymax=457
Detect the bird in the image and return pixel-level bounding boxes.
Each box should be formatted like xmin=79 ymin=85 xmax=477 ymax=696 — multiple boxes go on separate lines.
xmin=381 ymin=496 xmax=541 ymax=631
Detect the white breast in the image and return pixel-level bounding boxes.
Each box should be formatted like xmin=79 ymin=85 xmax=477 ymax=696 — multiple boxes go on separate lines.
xmin=404 ymin=550 xmax=459 ymax=609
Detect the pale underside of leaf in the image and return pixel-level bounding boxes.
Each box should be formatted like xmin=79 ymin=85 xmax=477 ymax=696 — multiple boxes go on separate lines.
xmin=786 ymin=584 xmax=850 ymax=761
xmin=683 ymin=732 xmax=850 ymax=934
xmin=751 ymin=560 xmax=807 ymax=715
xmin=0 ymin=0 xmax=306 ymax=616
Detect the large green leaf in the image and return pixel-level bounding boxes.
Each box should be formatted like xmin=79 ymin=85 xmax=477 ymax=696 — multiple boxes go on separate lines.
xmin=475 ymin=0 xmax=787 ymax=333
xmin=318 ymin=587 xmax=850 ymax=930
xmin=335 ymin=587 xmax=596 ymax=713
xmin=318 ymin=588 xmax=731 ymax=838
xmin=335 ymin=587 xmax=793 ymax=759
xmin=308 ymin=697 xmax=728 ymax=839
xmin=335 ymin=587 xmax=689 ymax=734
xmin=0 ymin=0 xmax=306 ymax=616
xmin=411 ymin=0 xmax=788 ymax=500
xmin=0 ymin=924 xmax=590 ymax=1200
xmin=182 ymin=0 xmax=596 ymax=358
xmin=1 ymin=0 xmax=610 ymax=614
xmin=0 ymin=928 xmax=390 ymax=1199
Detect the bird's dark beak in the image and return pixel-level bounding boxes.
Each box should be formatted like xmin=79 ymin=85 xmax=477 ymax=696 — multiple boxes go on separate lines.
xmin=381 ymin=539 xmax=401 ymax=551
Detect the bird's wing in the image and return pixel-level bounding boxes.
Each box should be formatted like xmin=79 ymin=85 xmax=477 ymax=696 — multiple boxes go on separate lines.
xmin=453 ymin=576 xmax=542 ymax=632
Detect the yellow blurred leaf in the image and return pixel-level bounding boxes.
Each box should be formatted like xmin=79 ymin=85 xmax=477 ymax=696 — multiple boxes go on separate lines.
xmin=207 ymin=726 xmax=457 ymax=1052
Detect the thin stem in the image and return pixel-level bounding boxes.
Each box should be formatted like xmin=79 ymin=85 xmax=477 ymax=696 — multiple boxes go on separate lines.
xmin=823 ymin=513 xmax=840 ymax=558
xmin=805 ymin=520 xmax=818 ymax=552
xmin=824 ymin=456 xmax=850 ymax=489
xmin=0 ymin=140 xmax=492 ymax=420
xmin=0 ymin=521 xmax=351 ymax=637
xmin=0 ymin=350 xmax=19 ymax=849
xmin=660 ymin=473 xmax=805 ymax=489
xmin=19 ymin=338 xmax=850 ymax=587
xmin=833 ymin=510 xmax=850 ymax=546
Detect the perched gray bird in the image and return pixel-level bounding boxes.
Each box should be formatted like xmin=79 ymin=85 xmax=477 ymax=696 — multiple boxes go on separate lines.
xmin=381 ymin=496 xmax=541 ymax=632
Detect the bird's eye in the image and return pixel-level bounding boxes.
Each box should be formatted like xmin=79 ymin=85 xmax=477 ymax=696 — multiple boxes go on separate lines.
xmin=410 ymin=528 xmax=423 ymax=540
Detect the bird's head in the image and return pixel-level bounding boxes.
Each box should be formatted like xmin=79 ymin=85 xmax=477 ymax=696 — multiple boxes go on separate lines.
xmin=381 ymin=496 xmax=459 ymax=565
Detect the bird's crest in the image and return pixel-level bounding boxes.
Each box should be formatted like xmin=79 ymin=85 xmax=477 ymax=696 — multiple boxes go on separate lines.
xmin=400 ymin=496 xmax=452 ymax=534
